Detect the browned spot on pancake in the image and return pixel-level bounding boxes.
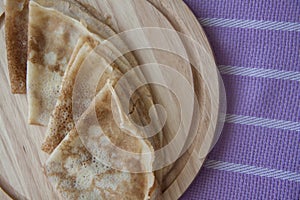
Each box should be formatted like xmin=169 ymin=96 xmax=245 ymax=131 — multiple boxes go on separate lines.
xmin=48 ymin=64 xmax=60 ymax=73
xmin=59 ymin=70 xmax=65 ymax=77
xmin=85 ymin=36 xmax=99 ymax=49
xmin=62 ymin=32 xmax=70 ymax=44
xmin=28 ymin=26 xmax=46 ymax=65
xmin=55 ymin=47 xmax=67 ymax=60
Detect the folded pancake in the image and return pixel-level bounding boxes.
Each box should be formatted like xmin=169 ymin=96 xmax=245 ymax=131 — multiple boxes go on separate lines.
xmin=28 ymin=1 xmax=130 ymax=126
xmin=42 ymin=38 xmax=160 ymax=154
xmin=28 ymin=1 xmax=155 ymax=127
xmin=31 ymin=0 xmax=167 ymax=186
xmin=3 ymin=0 xmax=135 ymax=95
xmin=33 ymin=0 xmax=157 ymax=129
xmin=35 ymin=4 xmax=162 ymax=155
xmin=42 ymin=37 xmax=122 ymax=153
xmin=28 ymin=1 xmax=96 ymax=125
xmin=45 ymin=81 xmax=160 ymax=200
xmin=41 ymin=37 xmax=95 ymax=153
xmin=5 ymin=0 xmax=29 ymax=93
xmin=4 ymin=0 xmax=109 ymax=94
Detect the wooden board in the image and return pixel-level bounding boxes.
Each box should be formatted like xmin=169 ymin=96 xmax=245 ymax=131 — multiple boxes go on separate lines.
xmin=0 ymin=4 xmax=4 ymax=29
xmin=0 ymin=1 xmax=4 ymax=16
xmin=0 ymin=0 xmax=222 ymax=199
xmin=0 ymin=187 xmax=12 ymax=200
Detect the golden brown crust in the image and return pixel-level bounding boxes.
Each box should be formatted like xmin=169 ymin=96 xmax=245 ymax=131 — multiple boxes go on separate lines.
xmin=5 ymin=0 xmax=29 ymax=94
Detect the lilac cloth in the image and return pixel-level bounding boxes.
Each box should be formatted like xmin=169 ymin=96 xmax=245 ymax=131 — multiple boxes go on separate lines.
xmin=180 ymin=1 xmax=300 ymax=199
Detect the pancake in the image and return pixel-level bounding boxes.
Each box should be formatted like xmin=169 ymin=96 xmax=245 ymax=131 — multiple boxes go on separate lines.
xmin=45 ymin=82 xmax=160 ymax=200
xmin=31 ymin=0 xmax=167 ymax=188
xmin=5 ymin=0 xmax=29 ymax=93
xmin=36 ymin=0 xmax=162 ymax=156
xmin=42 ymin=37 xmax=160 ymax=155
xmin=28 ymin=1 xmax=99 ymax=125
xmin=28 ymin=1 xmax=156 ymax=127
xmin=41 ymin=37 xmax=96 ymax=153
xmin=41 ymin=37 xmax=122 ymax=154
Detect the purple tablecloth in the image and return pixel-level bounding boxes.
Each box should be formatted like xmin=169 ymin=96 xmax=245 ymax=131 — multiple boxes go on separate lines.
xmin=181 ymin=1 xmax=300 ymax=199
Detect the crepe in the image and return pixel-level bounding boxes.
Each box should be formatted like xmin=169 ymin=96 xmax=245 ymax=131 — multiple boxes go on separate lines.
xmin=31 ymin=0 xmax=167 ymax=186
xmin=45 ymin=81 xmax=161 ymax=200
xmin=36 ymin=0 xmax=162 ymax=154
xmin=32 ymin=0 xmax=156 ymax=118
xmin=27 ymin=1 xmax=125 ymax=125
xmin=4 ymin=0 xmax=108 ymax=94
xmin=5 ymin=0 xmax=29 ymax=93
xmin=41 ymin=37 xmax=122 ymax=153
xmin=42 ymin=37 xmax=159 ymax=154
xmin=41 ymin=37 xmax=94 ymax=153
xmin=28 ymin=1 xmax=88 ymax=125
xmin=44 ymin=44 xmax=162 ymax=198
xmin=28 ymin=0 xmax=153 ymax=126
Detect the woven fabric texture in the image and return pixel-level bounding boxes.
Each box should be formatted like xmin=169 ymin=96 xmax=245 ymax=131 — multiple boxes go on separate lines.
xmin=181 ymin=1 xmax=300 ymax=199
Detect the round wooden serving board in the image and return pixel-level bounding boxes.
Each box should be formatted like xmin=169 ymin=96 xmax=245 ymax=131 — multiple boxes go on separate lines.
xmin=0 ymin=0 xmax=223 ymax=199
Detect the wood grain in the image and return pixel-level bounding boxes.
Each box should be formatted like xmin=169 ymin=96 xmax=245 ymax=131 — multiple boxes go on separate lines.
xmin=0 ymin=0 xmax=221 ymax=199
xmin=0 ymin=1 xmax=4 ymax=16
xmin=0 ymin=2 xmax=4 ymax=29
xmin=0 ymin=187 xmax=12 ymax=200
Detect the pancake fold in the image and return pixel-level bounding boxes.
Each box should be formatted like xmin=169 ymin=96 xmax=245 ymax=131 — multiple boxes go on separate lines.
xmin=45 ymin=81 xmax=161 ymax=200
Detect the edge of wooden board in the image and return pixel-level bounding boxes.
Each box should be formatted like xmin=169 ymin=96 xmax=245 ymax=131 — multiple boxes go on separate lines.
xmin=147 ymin=0 xmax=222 ymax=199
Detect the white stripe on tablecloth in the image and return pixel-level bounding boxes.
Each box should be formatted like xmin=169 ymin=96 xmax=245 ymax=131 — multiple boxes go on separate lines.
xmin=204 ymin=160 xmax=300 ymax=182
xmin=225 ymin=114 xmax=300 ymax=132
xmin=218 ymin=65 xmax=300 ymax=81
xmin=198 ymin=18 xmax=300 ymax=31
